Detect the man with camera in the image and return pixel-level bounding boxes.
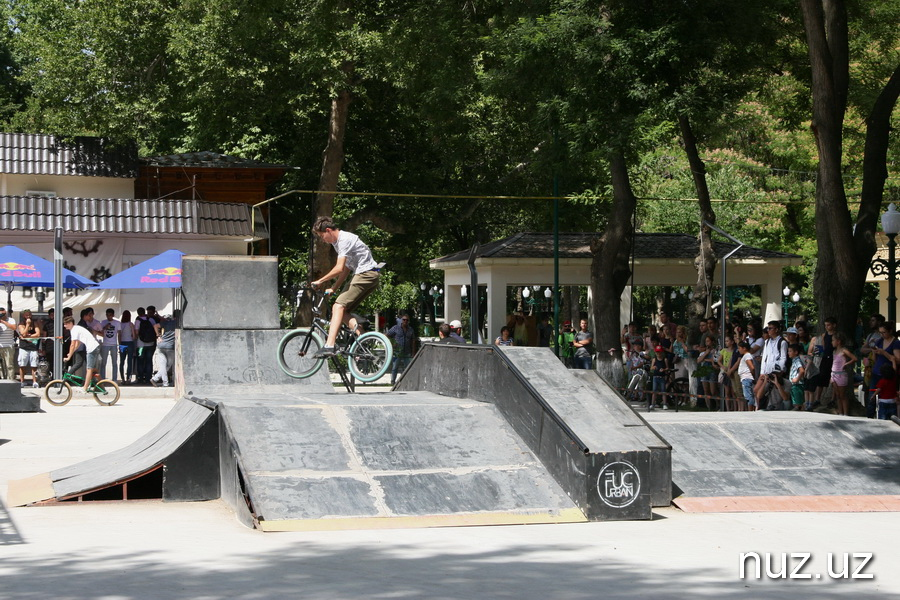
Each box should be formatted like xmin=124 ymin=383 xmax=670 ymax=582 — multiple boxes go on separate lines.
xmin=756 ymin=320 xmax=789 ymax=410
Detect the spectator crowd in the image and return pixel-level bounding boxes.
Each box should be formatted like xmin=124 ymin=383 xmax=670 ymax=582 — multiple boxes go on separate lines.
xmin=0 ymin=304 xmax=179 ymax=390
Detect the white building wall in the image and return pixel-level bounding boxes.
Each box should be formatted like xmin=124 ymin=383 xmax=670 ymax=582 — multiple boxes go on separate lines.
xmin=3 ymin=173 xmax=134 ymax=199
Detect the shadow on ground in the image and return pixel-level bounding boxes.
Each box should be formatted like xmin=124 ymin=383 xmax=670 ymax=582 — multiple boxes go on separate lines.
xmin=0 ymin=497 xmax=24 ymax=545
xmin=0 ymin=538 xmax=877 ymax=599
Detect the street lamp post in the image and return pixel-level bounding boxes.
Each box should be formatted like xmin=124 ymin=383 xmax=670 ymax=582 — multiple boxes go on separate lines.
xmin=782 ymin=286 xmax=801 ymax=327
xmin=873 ymin=204 xmax=900 ymax=324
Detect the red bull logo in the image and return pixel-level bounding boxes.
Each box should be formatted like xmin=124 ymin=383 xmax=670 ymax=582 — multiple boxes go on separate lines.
xmin=0 ymin=262 xmax=36 ymax=271
xmin=0 ymin=262 xmax=42 ymax=278
xmin=141 ymin=265 xmax=182 ymax=284
xmin=147 ymin=267 xmax=182 ymax=276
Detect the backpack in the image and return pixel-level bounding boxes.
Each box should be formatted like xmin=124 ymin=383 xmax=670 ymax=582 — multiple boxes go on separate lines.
xmin=138 ymin=318 xmax=156 ymax=343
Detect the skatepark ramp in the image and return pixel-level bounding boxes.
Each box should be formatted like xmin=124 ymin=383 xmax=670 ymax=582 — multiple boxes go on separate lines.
xmin=8 ymin=399 xmax=219 ymax=506
xmin=650 ymin=412 xmax=900 ymax=512
xmin=8 ymin=344 xmax=669 ymax=529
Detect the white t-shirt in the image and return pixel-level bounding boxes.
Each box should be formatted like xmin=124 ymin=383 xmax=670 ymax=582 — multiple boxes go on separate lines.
xmin=99 ymin=319 xmax=122 ymax=347
xmin=69 ymin=325 xmax=100 ymax=353
xmin=738 ymin=353 xmax=754 ymax=381
xmin=120 ymin=321 xmax=135 ymax=343
xmin=333 ymin=230 xmax=377 ymax=275
xmin=0 ymin=316 xmax=16 ymax=347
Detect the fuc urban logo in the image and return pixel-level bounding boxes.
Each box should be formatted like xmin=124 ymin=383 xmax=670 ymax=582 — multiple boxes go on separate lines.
xmin=596 ymin=461 xmax=640 ymax=508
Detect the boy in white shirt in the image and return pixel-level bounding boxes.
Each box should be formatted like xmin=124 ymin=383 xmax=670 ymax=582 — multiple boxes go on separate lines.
xmin=737 ymin=341 xmax=756 ymax=411
xmin=64 ymin=316 xmax=101 ymax=393
xmin=311 ymin=216 xmax=380 ymax=357
xmin=99 ymin=308 xmax=122 ymax=381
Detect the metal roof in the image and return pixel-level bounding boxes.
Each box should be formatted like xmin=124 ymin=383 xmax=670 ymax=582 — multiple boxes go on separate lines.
xmin=0 ymin=195 xmax=262 ymax=238
xmin=432 ymin=232 xmax=801 ymax=264
xmin=141 ymin=151 xmax=288 ymax=170
xmin=0 ymin=133 xmax=138 ymax=177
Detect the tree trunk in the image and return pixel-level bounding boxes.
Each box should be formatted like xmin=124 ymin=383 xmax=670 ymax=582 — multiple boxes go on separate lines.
xmin=800 ymin=0 xmax=859 ymax=334
xmin=678 ymin=114 xmax=717 ymax=335
xmin=312 ymin=82 xmax=353 ymax=281
xmin=591 ymin=151 xmax=637 ymax=385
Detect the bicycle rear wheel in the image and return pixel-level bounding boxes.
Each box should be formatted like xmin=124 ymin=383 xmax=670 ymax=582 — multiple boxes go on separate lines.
xmin=347 ymin=331 xmax=393 ymax=383
xmin=277 ymin=328 xmax=326 ymax=379
xmin=44 ymin=379 xmax=72 ymax=406
xmin=92 ymin=379 xmax=121 ymax=406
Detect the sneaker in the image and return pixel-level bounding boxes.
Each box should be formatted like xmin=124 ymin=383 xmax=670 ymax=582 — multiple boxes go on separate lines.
xmin=20 ymin=382 xmax=27 ymax=388
xmin=150 ymin=378 xmax=160 ymax=387
xmin=647 ymin=405 xmax=655 ymax=411
xmin=661 ymin=404 xmax=669 ymax=410
xmin=32 ymin=381 xmax=39 ymax=388
xmin=313 ymin=346 xmax=336 ymax=359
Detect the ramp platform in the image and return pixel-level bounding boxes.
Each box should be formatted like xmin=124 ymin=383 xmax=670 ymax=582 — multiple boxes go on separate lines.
xmin=215 ymin=392 xmax=585 ymax=531
xmin=648 ymin=411 xmax=900 ymax=512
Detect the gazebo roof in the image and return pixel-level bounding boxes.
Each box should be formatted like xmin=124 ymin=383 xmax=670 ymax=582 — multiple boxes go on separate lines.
xmin=432 ymin=232 xmax=801 ymax=265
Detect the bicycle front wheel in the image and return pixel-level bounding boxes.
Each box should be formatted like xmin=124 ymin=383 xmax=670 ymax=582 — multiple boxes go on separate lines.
xmin=92 ymin=379 xmax=121 ymax=406
xmin=348 ymin=331 xmax=393 ymax=383
xmin=277 ymin=328 xmax=326 ymax=379
xmin=44 ymin=379 xmax=72 ymax=406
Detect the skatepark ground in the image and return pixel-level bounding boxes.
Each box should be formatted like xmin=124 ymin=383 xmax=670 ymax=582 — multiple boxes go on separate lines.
xmin=1 ymin=387 xmax=897 ymax=600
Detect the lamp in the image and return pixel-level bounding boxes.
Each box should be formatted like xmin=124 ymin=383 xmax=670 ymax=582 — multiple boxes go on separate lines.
xmin=783 ymin=286 xmax=791 ymax=297
xmin=792 ymin=292 xmax=800 ymax=303
xmin=522 ymin=287 xmax=531 ymax=298
xmin=879 ymin=204 xmax=900 ymax=323
xmin=461 ymin=285 xmax=467 ymax=297
xmin=544 ymin=287 xmax=552 ymax=299
xmin=532 ymin=285 xmax=540 ymax=292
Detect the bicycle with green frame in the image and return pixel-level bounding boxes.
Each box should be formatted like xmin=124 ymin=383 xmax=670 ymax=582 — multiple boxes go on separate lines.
xmin=277 ymin=283 xmax=393 ymax=383
xmin=44 ymin=370 xmax=121 ymax=406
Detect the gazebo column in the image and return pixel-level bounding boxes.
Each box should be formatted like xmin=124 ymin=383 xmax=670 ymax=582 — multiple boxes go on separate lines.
xmin=444 ymin=284 xmax=462 ymax=324
xmin=760 ymin=271 xmax=783 ymax=325
xmin=485 ymin=272 xmax=508 ymax=344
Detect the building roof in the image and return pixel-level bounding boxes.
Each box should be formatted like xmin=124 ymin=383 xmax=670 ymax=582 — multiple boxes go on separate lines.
xmin=431 ymin=232 xmax=801 ymax=264
xmin=141 ymin=151 xmax=288 ymax=170
xmin=0 ymin=195 xmax=264 ymax=238
xmin=0 ymin=133 xmax=138 ymax=178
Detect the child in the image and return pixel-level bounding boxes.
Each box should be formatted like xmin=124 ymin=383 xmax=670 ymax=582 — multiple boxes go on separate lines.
xmin=716 ymin=334 xmax=737 ymax=411
xmin=627 ymin=339 xmax=647 ymax=402
xmin=650 ymin=345 xmax=669 ymax=411
xmin=830 ymin=332 xmax=857 ymax=416
xmin=737 ymin=341 xmax=756 ymax=411
xmin=874 ymin=364 xmax=898 ymax=421
xmin=788 ymin=343 xmax=806 ymax=411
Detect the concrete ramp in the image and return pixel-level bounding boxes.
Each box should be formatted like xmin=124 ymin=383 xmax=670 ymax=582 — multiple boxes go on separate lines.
xmin=649 ymin=412 xmax=900 ymax=512
xmin=216 ymin=392 xmax=585 ymax=531
xmin=397 ymin=344 xmax=665 ymax=520
xmin=8 ymin=399 xmax=218 ymax=506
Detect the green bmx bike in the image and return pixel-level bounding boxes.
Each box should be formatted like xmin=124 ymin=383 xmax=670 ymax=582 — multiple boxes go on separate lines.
xmin=44 ymin=371 xmax=121 ymax=406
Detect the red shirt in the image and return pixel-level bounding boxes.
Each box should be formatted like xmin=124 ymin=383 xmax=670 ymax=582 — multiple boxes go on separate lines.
xmin=874 ymin=377 xmax=897 ymax=403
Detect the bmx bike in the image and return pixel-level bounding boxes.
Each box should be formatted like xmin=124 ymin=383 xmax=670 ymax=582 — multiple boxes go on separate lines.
xmin=276 ymin=284 xmax=393 ymax=384
xmin=44 ymin=371 xmax=121 ymax=406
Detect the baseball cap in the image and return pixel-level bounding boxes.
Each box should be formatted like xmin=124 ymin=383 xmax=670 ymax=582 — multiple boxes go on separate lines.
xmin=449 ymin=320 xmax=462 ymax=328
xmin=655 ymin=345 xmax=664 ymax=353
xmin=785 ymin=327 xmax=799 ymax=334
xmin=564 ymin=320 xmax=572 ymax=326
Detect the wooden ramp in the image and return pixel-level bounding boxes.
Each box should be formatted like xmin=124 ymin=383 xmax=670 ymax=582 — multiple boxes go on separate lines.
xmin=8 ymin=399 xmax=217 ymax=507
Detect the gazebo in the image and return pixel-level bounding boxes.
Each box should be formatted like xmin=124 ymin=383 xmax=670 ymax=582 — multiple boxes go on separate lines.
xmin=430 ymin=232 xmax=804 ymax=340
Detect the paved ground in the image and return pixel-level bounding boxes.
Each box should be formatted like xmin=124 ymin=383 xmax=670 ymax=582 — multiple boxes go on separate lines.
xmin=1 ymin=389 xmax=898 ymax=599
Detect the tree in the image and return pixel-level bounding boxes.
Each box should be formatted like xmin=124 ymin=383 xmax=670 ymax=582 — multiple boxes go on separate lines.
xmin=799 ymin=0 xmax=900 ymax=333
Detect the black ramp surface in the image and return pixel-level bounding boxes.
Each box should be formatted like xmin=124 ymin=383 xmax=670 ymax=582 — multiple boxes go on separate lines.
xmin=652 ymin=413 xmax=900 ymax=498
xmin=218 ymin=391 xmax=584 ymax=529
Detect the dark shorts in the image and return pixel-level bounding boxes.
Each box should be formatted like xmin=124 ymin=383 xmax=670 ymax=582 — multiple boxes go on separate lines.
xmin=336 ymin=270 xmax=380 ymax=313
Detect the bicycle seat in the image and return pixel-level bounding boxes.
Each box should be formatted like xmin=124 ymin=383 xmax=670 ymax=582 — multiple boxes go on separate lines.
xmin=350 ymin=313 xmax=370 ymax=331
